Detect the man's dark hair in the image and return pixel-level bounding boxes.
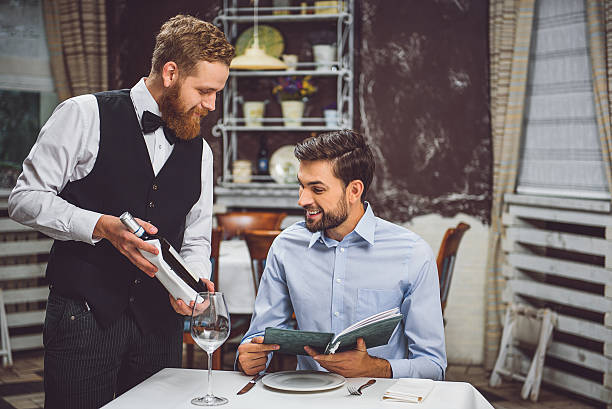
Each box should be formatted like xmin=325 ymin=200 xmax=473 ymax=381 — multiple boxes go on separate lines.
xmin=294 ymin=129 xmax=375 ymax=202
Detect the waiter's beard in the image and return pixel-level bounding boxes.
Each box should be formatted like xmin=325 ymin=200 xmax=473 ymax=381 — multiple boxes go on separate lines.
xmin=160 ymin=83 xmax=208 ymax=141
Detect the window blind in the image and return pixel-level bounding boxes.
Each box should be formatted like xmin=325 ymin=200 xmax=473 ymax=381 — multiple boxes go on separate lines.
xmin=0 ymin=0 xmax=54 ymax=92
xmin=517 ymin=0 xmax=609 ymax=199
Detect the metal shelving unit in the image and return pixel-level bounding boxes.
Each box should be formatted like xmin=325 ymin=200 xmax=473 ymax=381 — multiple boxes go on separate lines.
xmin=212 ymin=0 xmax=354 ymax=209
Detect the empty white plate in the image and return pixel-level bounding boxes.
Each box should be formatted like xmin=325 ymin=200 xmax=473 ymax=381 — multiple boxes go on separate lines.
xmin=262 ymin=370 xmax=346 ymax=392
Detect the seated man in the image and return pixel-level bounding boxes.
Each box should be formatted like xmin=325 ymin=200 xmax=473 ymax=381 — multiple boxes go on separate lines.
xmin=237 ymin=130 xmax=446 ymax=380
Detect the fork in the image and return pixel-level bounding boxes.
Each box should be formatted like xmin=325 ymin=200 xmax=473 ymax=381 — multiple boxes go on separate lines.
xmin=347 ymin=379 xmax=376 ymax=395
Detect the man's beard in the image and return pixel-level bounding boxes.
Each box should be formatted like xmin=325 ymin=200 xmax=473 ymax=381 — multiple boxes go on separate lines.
xmin=304 ymin=196 xmax=349 ymax=233
xmin=159 ymin=83 xmax=208 ymax=141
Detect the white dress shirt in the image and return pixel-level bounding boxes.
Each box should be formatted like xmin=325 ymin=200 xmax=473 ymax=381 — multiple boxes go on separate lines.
xmin=8 ymin=79 xmax=213 ymax=279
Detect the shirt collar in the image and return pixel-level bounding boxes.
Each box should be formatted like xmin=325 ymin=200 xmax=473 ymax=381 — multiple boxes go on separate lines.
xmin=354 ymin=202 xmax=376 ymax=245
xmin=308 ymin=230 xmax=322 ymax=248
xmin=130 ymin=78 xmax=161 ymax=128
xmin=307 ymin=201 xmax=376 ymax=248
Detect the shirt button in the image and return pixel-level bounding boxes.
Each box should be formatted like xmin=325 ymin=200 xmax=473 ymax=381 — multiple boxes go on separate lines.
xmin=334 ymin=311 xmax=339 ymax=317
xmin=152 ymin=184 xmax=158 ymax=191
xmin=134 ymin=279 xmax=141 ymax=285
xmin=340 ymin=248 xmax=345 ymax=252
xmin=336 ymin=278 xmax=341 ymax=283
xmin=129 ymin=296 xmax=135 ymax=303
xmin=158 ymin=144 xmax=162 ymax=149
xmin=148 ymin=201 xmax=155 ymax=208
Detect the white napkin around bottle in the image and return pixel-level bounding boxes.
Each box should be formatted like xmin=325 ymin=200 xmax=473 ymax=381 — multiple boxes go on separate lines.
xmin=382 ymin=378 xmax=435 ymax=403
xmin=139 ymin=239 xmax=198 ymax=304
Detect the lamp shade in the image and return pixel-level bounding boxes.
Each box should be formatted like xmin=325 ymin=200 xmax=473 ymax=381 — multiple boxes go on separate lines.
xmin=230 ymin=45 xmax=288 ymax=70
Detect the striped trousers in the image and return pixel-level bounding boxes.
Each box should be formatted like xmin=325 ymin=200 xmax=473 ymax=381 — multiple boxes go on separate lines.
xmin=43 ymin=292 xmax=182 ymax=409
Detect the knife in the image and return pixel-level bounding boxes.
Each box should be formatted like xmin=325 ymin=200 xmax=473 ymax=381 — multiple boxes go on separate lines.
xmin=237 ymin=373 xmax=265 ymax=395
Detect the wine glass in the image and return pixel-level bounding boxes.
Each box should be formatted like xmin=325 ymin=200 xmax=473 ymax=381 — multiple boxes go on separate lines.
xmin=190 ymin=292 xmax=231 ymax=406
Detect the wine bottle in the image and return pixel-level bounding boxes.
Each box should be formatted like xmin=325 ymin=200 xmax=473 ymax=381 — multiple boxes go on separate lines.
xmin=257 ymin=135 xmax=269 ymax=176
xmin=119 ymin=212 xmax=208 ymax=293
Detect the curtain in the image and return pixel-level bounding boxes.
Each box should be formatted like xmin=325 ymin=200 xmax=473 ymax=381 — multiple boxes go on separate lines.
xmin=586 ymin=0 xmax=612 ymax=196
xmin=484 ymin=0 xmax=536 ymax=369
xmin=42 ymin=0 xmax=108 ymax=101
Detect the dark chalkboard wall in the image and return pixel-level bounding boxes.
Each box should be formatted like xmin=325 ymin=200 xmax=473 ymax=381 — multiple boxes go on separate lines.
xmin=107 ymin=0 xmax=491 ymax=224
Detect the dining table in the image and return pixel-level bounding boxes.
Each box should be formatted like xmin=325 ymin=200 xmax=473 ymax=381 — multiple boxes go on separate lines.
xmin=217 ymin=239 xmax=256 ymax=314
xmin=102 ymin=368 xmax=494 ymax=409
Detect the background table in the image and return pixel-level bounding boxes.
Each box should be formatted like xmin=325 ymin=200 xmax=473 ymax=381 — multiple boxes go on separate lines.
xmin=102 ymin=368 xmax=494 ymax=409
xmin=217 ymin=240 xmax=255 ymax=315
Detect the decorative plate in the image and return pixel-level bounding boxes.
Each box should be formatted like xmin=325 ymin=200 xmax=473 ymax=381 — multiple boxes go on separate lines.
xmin=269 ymin=145 xmax=299 ymax=184
xmin=262 ymin=371 xmax=346 ymax=392
xmin=235 ymin=25 xmax=285 ymax=58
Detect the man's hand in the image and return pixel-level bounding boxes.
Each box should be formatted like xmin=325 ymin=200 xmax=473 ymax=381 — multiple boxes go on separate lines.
xmin=93 ymin=214 xmax=159 ymax=277
xmin=237 ymin=336 xmax=279 ymax=376
xmin=169 ymin=278 xmax=215 ymax=315
xmin=304 ymin=338 xmax=392 ymax=378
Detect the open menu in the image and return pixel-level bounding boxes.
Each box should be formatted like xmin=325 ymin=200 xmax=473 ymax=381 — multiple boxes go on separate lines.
xmin=263 ymin=307 xmax=403 ymax=355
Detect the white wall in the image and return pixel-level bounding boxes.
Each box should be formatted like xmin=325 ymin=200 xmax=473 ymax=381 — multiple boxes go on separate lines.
xmin=404 ymin=213 xmax=489 ymax=365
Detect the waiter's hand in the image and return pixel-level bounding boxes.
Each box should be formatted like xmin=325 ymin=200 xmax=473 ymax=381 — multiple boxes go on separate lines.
xmin=169 ymin=278 xmax=215 ymax=315
xmin=237 ymin=336 xmax=280 ymax=375
xmin=93 ymin=214 xmax=159 ymax=277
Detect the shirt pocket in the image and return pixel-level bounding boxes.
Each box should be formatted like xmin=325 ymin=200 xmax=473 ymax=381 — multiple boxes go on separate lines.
xmin=356 ymin=288 xmax=403 ymax=321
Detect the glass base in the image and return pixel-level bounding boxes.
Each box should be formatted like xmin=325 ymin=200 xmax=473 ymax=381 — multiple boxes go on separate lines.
xmin=191 ymin=395 xmax=228 ymax=406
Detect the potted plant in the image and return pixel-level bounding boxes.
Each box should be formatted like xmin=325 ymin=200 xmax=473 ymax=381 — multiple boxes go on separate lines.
xmin=240 ymin=79 xmax=273 ymax=127
xmin=272 ymin=76 xmax=317 ymax=126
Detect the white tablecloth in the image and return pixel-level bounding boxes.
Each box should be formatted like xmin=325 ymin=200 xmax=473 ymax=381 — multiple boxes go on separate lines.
xmin=102 ymin=369 xmax=493 ymax=409
xmin=218 ymin=240 xmax=255 ymax=314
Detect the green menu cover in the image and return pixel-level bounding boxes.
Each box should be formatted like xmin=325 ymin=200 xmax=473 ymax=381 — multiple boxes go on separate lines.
xmin=263 ymin=308 xmax=403 ymax=356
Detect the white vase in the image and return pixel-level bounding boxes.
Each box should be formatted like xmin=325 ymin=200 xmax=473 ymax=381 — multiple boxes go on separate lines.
xmin=280 ymin=100 xmax=305 ymax=127
xmin=312 ymin=44 xmax=337 ymax=71
xmin=282 ymin=54 xmax=298 ymax=70
xmin=232 ymin=160 xmax=252 ymax=183
xmin=323 ymin=109 xmax=338 ymax=127
xmin=243 ymin=101 xmax=265 ymax=127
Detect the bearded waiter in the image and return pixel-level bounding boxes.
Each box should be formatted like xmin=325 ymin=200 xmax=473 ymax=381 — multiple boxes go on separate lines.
xmin=8 ymin=15 xmax=234 ymax=408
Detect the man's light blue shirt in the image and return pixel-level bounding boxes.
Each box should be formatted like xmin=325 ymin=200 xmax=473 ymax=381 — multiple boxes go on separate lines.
xmin=240 ymin=203 xmax=447 ymax=380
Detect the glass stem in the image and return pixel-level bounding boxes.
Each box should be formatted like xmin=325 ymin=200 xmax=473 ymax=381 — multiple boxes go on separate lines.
xmin=206 ymin=351 xmax=213 ymax=398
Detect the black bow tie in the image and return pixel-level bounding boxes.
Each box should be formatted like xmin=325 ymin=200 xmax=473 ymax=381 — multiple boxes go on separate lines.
xmin=141 ymin=110 xmax=179 ymax=145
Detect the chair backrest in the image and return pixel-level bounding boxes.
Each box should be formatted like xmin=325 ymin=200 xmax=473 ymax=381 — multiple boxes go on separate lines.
xmin=216 ymin=211 xmax=286 ymax=240
xmin=244 ymin=229 xmax=281 ymax=295
xmin=210 ymin=226 xmax=222 ymax=289
xmin=436 ymin=222 xmax=470 ymax=313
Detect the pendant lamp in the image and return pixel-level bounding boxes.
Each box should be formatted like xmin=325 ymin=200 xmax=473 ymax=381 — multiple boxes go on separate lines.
xmin=230 ymin=0 xmax=288 ymax=70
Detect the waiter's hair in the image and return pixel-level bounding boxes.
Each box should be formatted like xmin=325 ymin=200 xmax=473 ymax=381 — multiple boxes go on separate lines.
xmin=151 ymin=14 xmax=234 ymax=75
xmin=294 ymin=130 xmax=375 ymax=202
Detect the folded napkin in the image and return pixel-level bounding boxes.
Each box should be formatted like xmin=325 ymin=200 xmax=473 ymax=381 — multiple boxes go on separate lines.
xmin=382 ymin=378 xmax=435 ymax=403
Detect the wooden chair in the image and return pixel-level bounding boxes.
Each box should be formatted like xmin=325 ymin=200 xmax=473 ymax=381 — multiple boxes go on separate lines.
xmin=183 ymin=226 xmax=223 ymax=369
xmin=244 ymin=230 xmax=281 ymax=295
xmin=436 ymin=222 xmax=470 ymax=314
xmin=490 ymin=303 xmax=557 ymax=402
xmin=244 ymin=229 xmax=296 ymax=371
xmin=216 ymin=211 xmax=286 ymax=240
